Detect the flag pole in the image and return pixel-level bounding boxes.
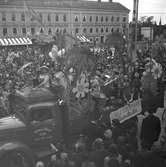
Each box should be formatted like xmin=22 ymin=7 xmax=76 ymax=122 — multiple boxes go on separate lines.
xmin=132 ymin=0 xmax=139 ymax=62
xmin=69 ymin=0 xmax=72 ymax=35
xmin=23 ymin=0 xmax=30 ymax=50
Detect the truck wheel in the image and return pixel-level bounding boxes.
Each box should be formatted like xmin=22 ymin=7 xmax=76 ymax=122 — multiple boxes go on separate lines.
xmin=0 ymin=151 xmax=34 ymax=167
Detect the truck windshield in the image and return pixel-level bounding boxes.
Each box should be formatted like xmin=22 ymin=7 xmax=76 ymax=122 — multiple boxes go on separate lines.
xmin=13 ymin=102 xmax=26 ymax=121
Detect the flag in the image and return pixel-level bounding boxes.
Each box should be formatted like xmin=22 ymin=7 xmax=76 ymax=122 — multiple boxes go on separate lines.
xmin=24 ymin=2 xmax=42 ymax=24
xmin=18 ymin=62 xmax=32 ymax=76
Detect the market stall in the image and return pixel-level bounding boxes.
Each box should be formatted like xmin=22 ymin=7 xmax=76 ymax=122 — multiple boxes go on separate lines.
xmin=0 ymin=37 xmax=32 ymax=46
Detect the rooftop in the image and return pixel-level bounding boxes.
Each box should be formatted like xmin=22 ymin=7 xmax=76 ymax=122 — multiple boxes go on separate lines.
xmin=0 ymin=0 xmax=130 ymax=12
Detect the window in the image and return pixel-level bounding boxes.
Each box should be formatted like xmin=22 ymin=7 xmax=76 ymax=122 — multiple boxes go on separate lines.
xmin=106 ymin=16 xmax=108 ymax=22
xmin=22 ymin=27 xmax=26 ymax=34
xmin=75 ymin=16 xmax=78 ymax=22
xmin=21 ymin=13 xmax=25 ymax=21
xmin=3 ymin=28 xmax=7 ymax=36
xmin=2 ymin=13 xmax=6 ymax=21
xmin=83 ymin=28 xmax=87 ymax=33
xmin=11 ymin=13 xmax=16 ymax=21
xmin=96 ymin=16 xmax=98 ymax=22
xmin=12 ymin=102 xmax=27 ymax=122
xmin=55 ymin=15 xmax=59 ymax=22
xmin=56 ymin=28 xmax=59 ymax=33
xmin=39 ymin=13 xmax=43 ymax=23
xmin=101 ymin=16 xmax=103 ymax=22
xmin=75 ymin=28 xmax=79 ymax=34
xmin=63 ymin=28 xmax=66 ymax=33
xmin=63 ymin=14 xmax=66 ymax=22
xmin=101 ymin=28 xmax=104 ymax=33
xmin=48 ymin=28 xmax=52 ymax=34
xmin=123 ymin=17 xmax=126 ymax=22
xmin=30 ymin=108 xmax=52 ymax=122
xmin=48 ymin=14 xmax=51 ymax=22
xmin=96 ymin=28 xmax=99 ymax=33
xmin=13 ymin=28 xmax=17 ymax=35
xmin=83 ymin=16 xmax=86 ymax=22
xmin=111 ymin=16 xmax=114 ymax=22
xmin=101 ymin=36 xmax=104 ymax=43
xmin=89 ymin=16 xmax=92 ymax=22
xmin=106 ymin=27 xmax=108 ymax=33
xmin=117 ymin=17 xmax=120 ymax=22
xmin=111 ymin=28 xmax=114 ymax=32
xmin=90 ymin=28 xmax=93 ymax=33
xmin=122 ymin=24 xmax=127 ymax=29
xmin=40 ymin=27 xmax=44 ymax=34
xmin=31 ymin=27 xmax=35 ymax=35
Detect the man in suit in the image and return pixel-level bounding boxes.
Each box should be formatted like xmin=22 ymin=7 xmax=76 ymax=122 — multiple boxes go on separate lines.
xmin=140 ymin=110 xmax=161 ymax=150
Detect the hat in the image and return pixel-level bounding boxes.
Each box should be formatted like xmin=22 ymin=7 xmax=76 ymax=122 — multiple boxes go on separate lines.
xmin=60 ymin=152 xmax=68 ymax=160
xmin=51 ymin=154 xmax=57 ymax=162
xmin=39 ymin=66 xmax=49 ymax=70
xmin=35 ymin=161 xmax=45 ymax=167
xmin=92 ymin=138 xmax=104 ymax=150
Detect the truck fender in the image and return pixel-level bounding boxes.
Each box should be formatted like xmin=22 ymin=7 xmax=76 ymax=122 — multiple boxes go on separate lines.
xmin=0 ymin=141 xmax=35 ymax=163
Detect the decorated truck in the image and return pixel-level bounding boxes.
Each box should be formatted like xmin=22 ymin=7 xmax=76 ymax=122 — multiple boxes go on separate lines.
xmin=0 ymin=87 xmax=89 ymax=167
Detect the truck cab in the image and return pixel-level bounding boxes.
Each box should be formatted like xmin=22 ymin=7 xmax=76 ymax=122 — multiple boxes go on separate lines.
xmin=14 ymin=88 xmax=65 ymax=152
xmin=0 ymin=88 xmax=74 ymax=166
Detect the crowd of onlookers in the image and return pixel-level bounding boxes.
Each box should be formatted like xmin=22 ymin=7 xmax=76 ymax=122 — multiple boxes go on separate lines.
xmin=0 ymin=44 xmax=165 ymax=116
xmin=34 ymin=109 xmax=166 ymax=167
xmin=0 ymin=45 xmax=143 ymax=118
xmin=0 ymin=44 xmax=165 ymax=167
xmin=0 ymin=46 xmax=53 ymax=116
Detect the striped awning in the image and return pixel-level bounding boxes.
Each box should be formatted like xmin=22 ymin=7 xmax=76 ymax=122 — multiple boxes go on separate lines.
xmin=0 ymin=37 xmax=32 ymax=46
xmin=76 ymin=35 xmax=91 ymax=43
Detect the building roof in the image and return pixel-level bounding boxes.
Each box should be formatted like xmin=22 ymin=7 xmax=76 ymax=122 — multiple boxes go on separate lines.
xmin=0 ymin=0 xmax=130 ymax=12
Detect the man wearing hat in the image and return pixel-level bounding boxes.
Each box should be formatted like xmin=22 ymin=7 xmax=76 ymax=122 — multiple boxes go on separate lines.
xmin=38 ymin=66 xmax=50 ymax=88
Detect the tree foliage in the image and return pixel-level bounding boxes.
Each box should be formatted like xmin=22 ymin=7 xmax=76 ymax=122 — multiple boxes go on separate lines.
xmin=105 ymin=32 xmax=124 ymax=49
xmin=65 ymin=46 xmax=95 ymax=78
xmin=139 ymin=16 xmax=155 ymax=26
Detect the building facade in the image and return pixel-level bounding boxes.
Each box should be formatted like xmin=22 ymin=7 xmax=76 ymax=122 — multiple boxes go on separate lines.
xmin=0 ymin=0 xmax=129 ymax=44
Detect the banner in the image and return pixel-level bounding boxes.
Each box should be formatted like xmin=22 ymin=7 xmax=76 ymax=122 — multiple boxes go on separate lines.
xmin=24 ymin=2 xmax=42 ymax=24
xmin=110 ymin=99 xmax=142 ymax=123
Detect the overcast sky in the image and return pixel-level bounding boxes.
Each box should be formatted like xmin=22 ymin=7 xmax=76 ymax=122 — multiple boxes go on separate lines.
xmin=86 ymin=0 xmax=166 ymax=24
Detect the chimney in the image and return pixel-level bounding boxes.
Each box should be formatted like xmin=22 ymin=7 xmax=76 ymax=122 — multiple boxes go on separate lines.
xmin=98 ymin=0 xmax=101 ymax=2
xmin=109 ymin=0 xmax=113 ymax=2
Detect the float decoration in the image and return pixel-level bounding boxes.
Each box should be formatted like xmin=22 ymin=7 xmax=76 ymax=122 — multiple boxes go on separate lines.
xmin=72 ymin=73 xmax=89 ymax=98
xmin=152 ymin=63 xmax=162 ymax=79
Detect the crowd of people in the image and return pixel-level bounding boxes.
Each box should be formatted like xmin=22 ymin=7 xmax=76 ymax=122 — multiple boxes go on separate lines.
xmin=0 ymin=42 xmax=165 ymax=167
xmin=34 ymin=109 xmax=166 ymax=167
xmin=0 ymin=45 xmax=56 ymax=116
xmin=0 ymin=43 xmax=165 ymax=116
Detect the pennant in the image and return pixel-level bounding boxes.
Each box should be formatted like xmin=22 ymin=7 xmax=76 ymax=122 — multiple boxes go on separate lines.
xmin=24 ymin=2 xmax=42 ymax=24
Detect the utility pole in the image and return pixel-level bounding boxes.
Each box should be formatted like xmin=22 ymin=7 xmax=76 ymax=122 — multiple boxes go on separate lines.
xmin=132 ymin=0 xmax=139 ymax=61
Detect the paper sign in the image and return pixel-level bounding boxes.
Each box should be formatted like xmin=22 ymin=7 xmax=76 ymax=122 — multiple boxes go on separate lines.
xmin=110 ymin=99 xmax=142 ymax=123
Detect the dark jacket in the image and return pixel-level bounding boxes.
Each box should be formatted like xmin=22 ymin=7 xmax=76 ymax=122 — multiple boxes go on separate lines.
xmin=140 ymin=114 xmax=161 ymax=143
xmin=133 ymin=150 xmax=165 ymax=167
xmin=89 ymin=149 xmax=109 ymax=167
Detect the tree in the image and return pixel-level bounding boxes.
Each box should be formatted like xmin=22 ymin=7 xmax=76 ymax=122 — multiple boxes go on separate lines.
xmin=139 ymin=16 xmax=154 ymax=27
xmin=105 ymin=32 xmax=124 ymax=50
